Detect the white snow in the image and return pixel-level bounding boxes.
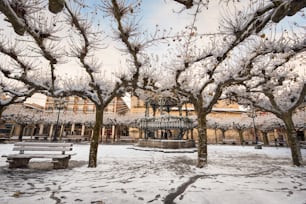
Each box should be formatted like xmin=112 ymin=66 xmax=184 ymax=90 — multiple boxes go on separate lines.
xmin=0 ymin=144 xmax=305 ymax=204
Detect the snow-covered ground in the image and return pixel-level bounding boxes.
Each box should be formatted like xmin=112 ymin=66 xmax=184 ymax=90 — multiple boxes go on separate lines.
xmin=0 ymin=144 xmax=305 ymax=204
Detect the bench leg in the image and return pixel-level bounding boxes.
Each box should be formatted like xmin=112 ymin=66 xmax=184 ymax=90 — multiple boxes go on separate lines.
xmin=8 ymin=158 xmax=30 ymax=168
xmin=52 ymin=157 xmax=70 ymax=169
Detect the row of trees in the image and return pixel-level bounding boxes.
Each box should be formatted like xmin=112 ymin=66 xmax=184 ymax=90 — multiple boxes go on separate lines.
xmin=0 ymin=0 xmax=305 ymax=167
xmin=4 ymin=104 xmax=305 ymax=143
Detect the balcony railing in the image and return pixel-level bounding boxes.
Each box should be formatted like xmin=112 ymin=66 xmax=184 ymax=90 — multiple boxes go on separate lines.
xmin=137 ymin=115 xmax=194 ymax=130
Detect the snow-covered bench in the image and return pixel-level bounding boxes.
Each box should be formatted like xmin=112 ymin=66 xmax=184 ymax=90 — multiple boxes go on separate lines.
xmin=243 ymin=140 xmax=253 ymax=145
xmin=0 ymin=136 xmax=9 ymax=143
xmin=222 ymin=139 xmax=237 ymax=145
xmin=4 ymin=142 xmax=74 ymax=169
xmin=300 ymin=141 xmax=306 ymax=149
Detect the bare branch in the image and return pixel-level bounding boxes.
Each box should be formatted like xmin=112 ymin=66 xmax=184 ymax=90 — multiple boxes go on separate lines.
xmin=0 ymin=0 xmax=26 ymax=35
xmin=173 ymin=0 xmax=193 ymax=9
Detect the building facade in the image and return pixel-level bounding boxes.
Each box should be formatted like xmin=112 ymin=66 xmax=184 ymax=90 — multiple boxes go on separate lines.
xmin=127 ymin=96 xmax=294 ymax=145
xmin=1 ymin=94 xmax=304 ymax=145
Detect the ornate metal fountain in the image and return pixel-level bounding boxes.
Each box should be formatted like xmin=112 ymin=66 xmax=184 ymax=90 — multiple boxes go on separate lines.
xmin=136 ymin=96 xmax=195 ymax=149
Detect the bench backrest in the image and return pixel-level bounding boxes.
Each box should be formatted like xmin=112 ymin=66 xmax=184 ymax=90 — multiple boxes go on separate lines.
xmin=13 ymin=142 xmax=73 ymax=155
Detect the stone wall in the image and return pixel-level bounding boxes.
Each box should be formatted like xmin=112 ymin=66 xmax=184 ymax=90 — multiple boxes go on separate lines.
xmin=137 ymin=139 xmax=195 ymax=149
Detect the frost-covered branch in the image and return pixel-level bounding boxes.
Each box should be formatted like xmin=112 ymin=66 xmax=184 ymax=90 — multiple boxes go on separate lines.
xmin=0 ymin=76 xmax=36 ymax=117
xmin=0 ymin=1 xmax=64 ymax=95
xmin=102 ymin=0 xmax=143 ymax=91
xmin=0 ymin=0 xmax=26 ymax=35
xmin=0 ymin=42 xmax=50 ymax=91
xmin=173 ymin=0 xmax=194 ymax=9
xmin=172 ymin=0 xmax=306 ymax=24
xmin=0 ymin=0 xmax=65 ymax=33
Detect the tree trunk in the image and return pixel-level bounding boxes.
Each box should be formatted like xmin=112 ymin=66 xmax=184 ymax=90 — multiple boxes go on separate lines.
xmin=238 ymin=130 xmax=244 ymax=145
xmin=282 ymin=115 xmax=303 ymax=166
xmin=0 ymin=106 xmax=5 ymax=119
xmin=191 ymin=128 xmax=194 ymax=140
xmin=88 ymin=105 xmax=103 ymax=168
xmin=195 ymin=105 xmax=208 ymax=168
xmin=112 ymin=125 xmax=116 ymax=143
xmin=18 ymin=124 xmax=25 ymax=141
xmin=214 ymin=128 xmax=218 ymax=144
xmin=262 ymin=132 xmax=269 ymax=146
xmin=221 ymin=130 xmax=226 ymax=140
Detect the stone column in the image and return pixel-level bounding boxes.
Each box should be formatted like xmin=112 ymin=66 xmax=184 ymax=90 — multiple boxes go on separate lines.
xmin=9 ymin=124 xmax=15 ymax=137
xmin=102 ymin=127 xmax=105 ymax=137
xmin=49 ymin=124 xmax=54 ymax=140
xmin=101 ymin=127 xmax=105 ymax=142
xmin=112 ymin=125 xmax=115 ymax=142
xmin=39 ymin=124 xmax=44 ymax=135
xmin=71 ymin=123 xmax=75 ymax=135
xmin=60 ymin=125 xmax=64 ymax=139
xmin=81 ymin=124 xmax=85 ymax=136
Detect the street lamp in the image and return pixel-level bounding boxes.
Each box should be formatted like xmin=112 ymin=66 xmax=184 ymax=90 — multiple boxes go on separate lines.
xmin=158 ymin=97 xmax=166 ymax=116
xmin=248 ymin=105 xmax=258 ymax=144
xmin=53 ymin=97 xmax=66 ymax=142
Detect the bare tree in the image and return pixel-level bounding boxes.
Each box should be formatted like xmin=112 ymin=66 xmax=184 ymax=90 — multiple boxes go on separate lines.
xmin=0 ymin=75 xmax=35 ymax=118
xmin=225 ymin=39 xmax=305 ymax=166
xmin=63 ymin=2 xmax=128 ymax=167
xmin=0 ymin=0 xmax=136 ymax=168
xmin=255 ymin=113 xmax=284 ymax=146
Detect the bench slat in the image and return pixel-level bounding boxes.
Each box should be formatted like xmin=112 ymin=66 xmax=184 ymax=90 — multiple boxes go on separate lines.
xmin=14 ymin=142 xmax=73 ymax=147
xmin=7 ymin=154 xmax=70 ymax=159
xmin=13 ymin=147 xmax=72 ymax=152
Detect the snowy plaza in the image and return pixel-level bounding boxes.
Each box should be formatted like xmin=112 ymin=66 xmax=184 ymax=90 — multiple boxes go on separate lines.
xmin=1 ymin=144 xmax=306 ymax=204
xmin=0 ymin=0 xmax=305 ymax=204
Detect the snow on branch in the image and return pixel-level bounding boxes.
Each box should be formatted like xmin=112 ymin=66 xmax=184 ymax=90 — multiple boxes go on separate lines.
xmin=64 ymin=2 xmax=125 ymax=106
xmin=0 ymin=40 xmax=51 ymax=91
xmin=102 ymin=0 xmax=143 ymax=91
xmin=173 ymin=0 xmax=194 ymax=9
xmin=0 ymin=1 xmax=65 ymax=95
xmin=0 ymin=0 xmax=26 ymax=35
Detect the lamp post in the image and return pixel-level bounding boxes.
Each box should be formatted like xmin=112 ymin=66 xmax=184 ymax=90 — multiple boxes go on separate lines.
xmin=248 ymin=106 xmax=258 ymax=144
xmin=158 ymin=97 xmax=166 ymax=116
xmin=53 ymin=98 xmax=66 ymax=142
xmin=214 ymin=122 xmax=218 ymax=144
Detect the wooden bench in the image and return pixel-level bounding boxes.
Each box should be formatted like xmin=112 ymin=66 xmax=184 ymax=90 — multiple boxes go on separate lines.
xmin=0 ymin=137 xmax=9 ymax=143
xmin=5 ymin=142 xmax=74 ymax=169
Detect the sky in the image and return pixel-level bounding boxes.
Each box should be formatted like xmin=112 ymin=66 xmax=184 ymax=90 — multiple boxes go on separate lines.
xmin=1 ymin=1 xmax=305 ymax=106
